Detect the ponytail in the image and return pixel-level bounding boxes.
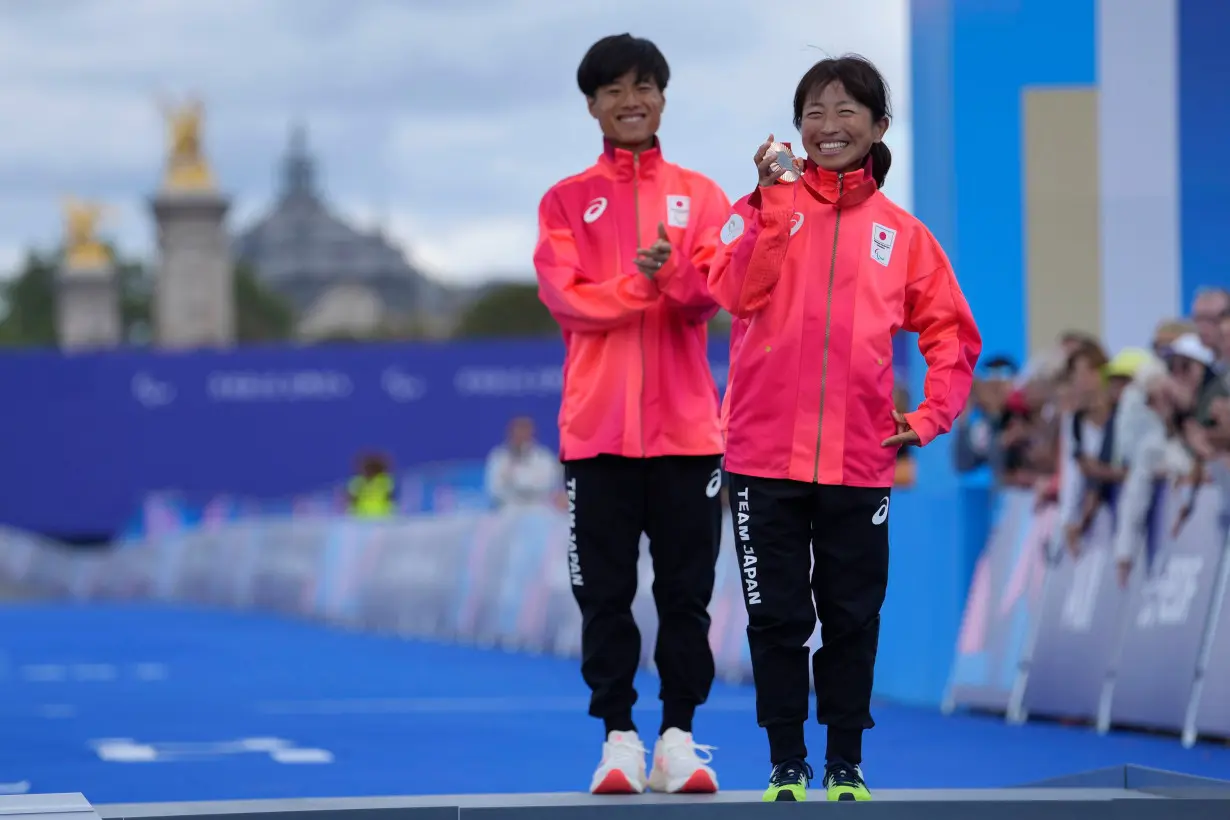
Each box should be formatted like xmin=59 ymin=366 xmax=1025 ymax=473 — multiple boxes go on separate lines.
xmin=868 ymin=142 xmax=891 ymax=189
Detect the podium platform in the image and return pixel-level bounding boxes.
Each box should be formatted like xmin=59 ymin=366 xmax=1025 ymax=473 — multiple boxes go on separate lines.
xmin=0 ymin=768 xmax=1206 ymax=820
xmin=0 ymin=794 xmax=99 ymax=820
xmin=85 ymin=767 xmax=1228 ymax=820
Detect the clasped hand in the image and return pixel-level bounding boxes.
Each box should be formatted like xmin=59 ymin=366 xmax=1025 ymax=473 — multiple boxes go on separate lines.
xmin=636 ymin=222 xmax=672 ymax=278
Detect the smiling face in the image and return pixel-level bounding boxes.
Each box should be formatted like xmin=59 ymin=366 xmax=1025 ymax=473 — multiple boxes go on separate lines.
xmin=798 ymin=80 xmax=888 ymax=174
xmin=588 ymin=70 xmax=663 ymax=152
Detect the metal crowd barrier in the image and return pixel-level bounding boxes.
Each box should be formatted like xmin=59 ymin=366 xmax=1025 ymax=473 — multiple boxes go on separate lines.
xmin=943 ymin=484 xmax=1230 ymax=746
xmin=0 ymin=508 xmax=759 ymax=687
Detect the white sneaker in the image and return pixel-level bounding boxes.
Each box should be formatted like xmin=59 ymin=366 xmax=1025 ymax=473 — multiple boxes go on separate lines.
xmin=647 ymin=728 xmax=719 ymax=793
xmin=590 ymin=731 xmax=647 ymax=794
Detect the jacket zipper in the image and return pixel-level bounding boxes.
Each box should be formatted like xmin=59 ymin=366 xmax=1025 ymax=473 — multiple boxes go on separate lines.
xmin=812 ymin=172 xmax=844 ymax=483
xmin=634 ymin=153 xmax=646 ymax=457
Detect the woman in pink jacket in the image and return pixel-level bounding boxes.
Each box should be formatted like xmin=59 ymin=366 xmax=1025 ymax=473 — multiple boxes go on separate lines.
xmin=707 ymin=55 xmax=981 ymax=802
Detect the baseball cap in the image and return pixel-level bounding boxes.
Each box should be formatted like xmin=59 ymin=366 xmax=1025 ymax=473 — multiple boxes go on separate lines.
xmin=976 ymin=355 xmax=1018 ymax=381
xmin=1104 ymin=348 xmax=1153 ymax=379
xmin=1166 ymin=333 xmax=1216 ymax=366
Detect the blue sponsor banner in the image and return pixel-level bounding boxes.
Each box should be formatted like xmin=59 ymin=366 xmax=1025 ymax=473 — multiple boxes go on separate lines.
xmin=1194 ymin=557 xmax=1230 ymax=740
xmin=1110 ymin=487 xmax=1225 ymax=731
xmin=944 ymin=489 xmax=1053 ymax=713
xmin=0 ymin=339 xmax=735 ymax=539
xmin=0 ymin=323 xmax=917 ymax=540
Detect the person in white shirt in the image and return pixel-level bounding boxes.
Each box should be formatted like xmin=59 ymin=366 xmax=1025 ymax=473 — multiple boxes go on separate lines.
xmin=1111 ymin=358 xmax=1193 ymax=586
xmin=484 ymin=416 xmax=561 ymax=508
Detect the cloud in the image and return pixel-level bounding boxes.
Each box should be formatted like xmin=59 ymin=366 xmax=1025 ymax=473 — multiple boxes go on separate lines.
xmin=0 ymin=0 xmax=910 ymax=286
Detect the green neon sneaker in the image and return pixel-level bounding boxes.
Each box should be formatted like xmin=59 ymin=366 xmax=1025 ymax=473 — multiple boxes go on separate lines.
xmin=762 ymin=759 xmax=813 ymax=802
xmin=823 ymin=760 xmax=871 ymax=801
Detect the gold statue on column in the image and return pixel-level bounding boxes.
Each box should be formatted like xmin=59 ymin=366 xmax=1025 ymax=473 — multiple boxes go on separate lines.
xmin=159 ymin=96 xmax=216 ymax=192
xmin=61 ymin=198 xmax=111 ymax=270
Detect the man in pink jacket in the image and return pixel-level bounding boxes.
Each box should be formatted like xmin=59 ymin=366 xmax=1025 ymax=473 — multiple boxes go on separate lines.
xmin=533 ymin=33 xmax=732 ymax=796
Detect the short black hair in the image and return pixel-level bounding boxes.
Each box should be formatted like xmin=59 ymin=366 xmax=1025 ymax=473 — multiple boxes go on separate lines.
xmin=577 ymin=34 xmax=670 ymax=98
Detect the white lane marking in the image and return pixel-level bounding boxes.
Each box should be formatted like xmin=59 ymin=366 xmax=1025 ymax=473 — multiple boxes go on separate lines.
xmin=16 ymin=662 xmax=168 ymax=682
xmin=91 ymin=737 xmax=334 ymax=764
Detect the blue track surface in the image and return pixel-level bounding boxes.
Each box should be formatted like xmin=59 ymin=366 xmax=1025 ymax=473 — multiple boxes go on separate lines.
xmin=0 ymin=603 xmax=1227 ymax=804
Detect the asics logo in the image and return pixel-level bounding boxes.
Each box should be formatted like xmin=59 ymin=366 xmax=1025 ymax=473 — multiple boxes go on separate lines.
xmin=583 ymin=197 xmax=608 ymax=223
xmin=790 ymin=212 xmax=805 ymax=236
xmin=705 ymin=469 xmax=722 ymax=499
xmin=872 ymin=496 xmax=889 ymax=526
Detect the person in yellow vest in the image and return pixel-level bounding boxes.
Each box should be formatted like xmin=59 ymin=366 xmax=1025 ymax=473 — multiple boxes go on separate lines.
xmin=348 ymin=453 xmax=396 ymax=518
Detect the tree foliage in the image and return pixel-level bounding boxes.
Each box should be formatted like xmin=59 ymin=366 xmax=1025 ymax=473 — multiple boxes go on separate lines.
xmin=0 ymin=251 xmax=58 ymax=347
xmin=234 ymin=263 xmax=296 ymax=342
xmin=452 ymin=282 xmax=558 ymax=339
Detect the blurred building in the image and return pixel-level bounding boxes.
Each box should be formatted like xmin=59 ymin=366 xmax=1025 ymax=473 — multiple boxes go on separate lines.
xmin=233 ymin=125 xmax=458 ymax=339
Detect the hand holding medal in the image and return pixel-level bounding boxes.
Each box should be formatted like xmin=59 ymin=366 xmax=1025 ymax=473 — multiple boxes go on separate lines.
xmin=754 ymin=133 xmax=803 ymax=187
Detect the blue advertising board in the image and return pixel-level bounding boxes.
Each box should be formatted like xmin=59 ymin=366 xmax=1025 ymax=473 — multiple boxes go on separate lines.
xmin=0 ymin=333 xmax=913 ymax=539
xmin=0 ymin=340 xmax=576 ymax=538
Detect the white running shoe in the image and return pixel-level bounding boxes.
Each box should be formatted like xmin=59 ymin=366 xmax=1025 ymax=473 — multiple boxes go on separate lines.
xmin=647 ymin=728 xmax=719 ymax=793
xmin=590 ymin=730 xmax=647 ymax=794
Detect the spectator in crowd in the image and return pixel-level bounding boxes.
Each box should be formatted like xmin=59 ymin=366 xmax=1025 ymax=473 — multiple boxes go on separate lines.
xmin=347 ymin=452 xmax=396 ymax=518
xmin=953 ymin=356 xmax=1017 ymax=475
xmin=1057 ymin=339 xmax=1111 ymax=552
xmin=1163 ymin=333 xmax=1230 ymax=527
xmin=1111 ymin=356 xmax=1188 ymax=585
xmin=533 ymin=33 xmax=727 ymax=795
xmin=1015 ymin=349 xmax=1069 ymax=499
xmin=483 ymin=416 xmax=561 ymax=509
xmin=1168 ymin=333 xmax=1228 ymax=457
xmin=1152 ymin=318 xmax=1195 ymax=359
xmin=1219 ymin=309 xmax=1230 ymax=378
xmin=1059 ymin=330 xmax=1102 ymax=359
xmin=1064 ymin=348 xmax=1153 ymax=551
xmin=994 ymin=389 xmax=1039 ymax=488
xmin=1190 ymin=287 xmax=1230 ymax=371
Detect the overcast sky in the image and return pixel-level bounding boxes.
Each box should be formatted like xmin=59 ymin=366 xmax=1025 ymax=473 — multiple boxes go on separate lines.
xmin=0 ymin=0 xmax=910 ymax=287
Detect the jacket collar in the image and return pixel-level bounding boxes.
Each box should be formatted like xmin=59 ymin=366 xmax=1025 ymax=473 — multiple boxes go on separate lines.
xmin=600 ymin=137 xmax=663 ymax=180
xmin=800 ymin=154 xmax=878 ymax=208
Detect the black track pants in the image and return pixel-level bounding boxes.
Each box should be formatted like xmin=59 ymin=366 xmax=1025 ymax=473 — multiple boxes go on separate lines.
xmin=727 ymin=473 xmax=890 ymax=765
xmin=564 ymin=454 xmax=724 ymax=733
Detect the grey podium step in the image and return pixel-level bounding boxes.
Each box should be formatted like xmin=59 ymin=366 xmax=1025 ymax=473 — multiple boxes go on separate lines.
xmin=0 ymin=794 xmax=99 ymax=820
xmin=94 ymin=786 xmax=1228 ymax=820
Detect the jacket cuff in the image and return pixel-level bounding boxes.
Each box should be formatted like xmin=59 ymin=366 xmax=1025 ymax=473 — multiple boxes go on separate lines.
xmin=625 ymin=269 xmax=659 ymax=302
xmin=750 ymin=181 xmax=796 ymax=213
xmin=653 ymin=253 xmax=680 ymax=291
xmin=904 ymin=409 xmax=940 ymax=447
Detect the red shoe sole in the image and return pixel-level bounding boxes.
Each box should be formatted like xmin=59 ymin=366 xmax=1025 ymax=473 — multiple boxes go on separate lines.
xmin=592 ymin=769 xmax=641 ymax=794
xmin=676 ymin=769 xmax=718 ymax=794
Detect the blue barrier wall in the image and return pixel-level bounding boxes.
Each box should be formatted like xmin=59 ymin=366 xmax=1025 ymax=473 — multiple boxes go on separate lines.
xmin=1179 ymin=0 xmax=1230 ymax=309
xmin=910 ymin=0 xmax=1097 ymax=367
xmin=0 ymin=341 xmax=572 ymax=537
xmin=0 ymin=334 xmax=916 ymax=539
